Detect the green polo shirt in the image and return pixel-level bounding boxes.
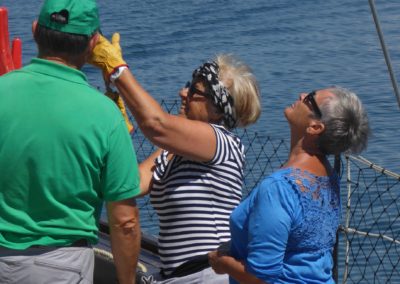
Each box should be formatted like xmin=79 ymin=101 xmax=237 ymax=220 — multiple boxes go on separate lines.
xmin=0 ymin=58 xmax=140 ymax=249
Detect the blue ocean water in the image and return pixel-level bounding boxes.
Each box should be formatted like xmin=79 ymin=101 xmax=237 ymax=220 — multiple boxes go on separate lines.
xmin=3 ymin=0 xmax=400 ymax=173
xmin=2 ymin=0 xmax=400 ymax=281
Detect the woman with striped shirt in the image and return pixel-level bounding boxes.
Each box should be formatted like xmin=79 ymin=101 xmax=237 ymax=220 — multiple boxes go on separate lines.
xmin=89 ymin=35 xmax=261 ymax=283
xmin=138 ymin=55 xmax=261 ymax=283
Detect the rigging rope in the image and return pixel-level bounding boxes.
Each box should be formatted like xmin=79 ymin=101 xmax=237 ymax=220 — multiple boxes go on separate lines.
xmin=368 ymin=0 xmax=400 ymax=109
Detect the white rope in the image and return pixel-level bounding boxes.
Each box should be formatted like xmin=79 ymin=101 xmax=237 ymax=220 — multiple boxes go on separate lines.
xmin=93 ymin=247 xmax=113 ymax=261
xmin=93 ymin=247 xmax=148 ymax=273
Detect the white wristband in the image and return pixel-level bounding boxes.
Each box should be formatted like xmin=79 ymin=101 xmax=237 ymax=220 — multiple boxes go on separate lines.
xmin=110 ymin=66 xmax=128 ymax=83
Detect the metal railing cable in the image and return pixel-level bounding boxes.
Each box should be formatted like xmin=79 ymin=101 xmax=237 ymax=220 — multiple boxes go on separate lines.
xmin=368 ymin=0 xmax=400 ymax=109
xmin=341 ymin=154 xmax=400 ymax=283
xmin=343 ymin=155 xmax=353 ymax=284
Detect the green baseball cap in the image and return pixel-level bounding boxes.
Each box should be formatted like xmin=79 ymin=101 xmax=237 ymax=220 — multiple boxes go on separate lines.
xmin=38 ymin=0 xmax=100 ymax=36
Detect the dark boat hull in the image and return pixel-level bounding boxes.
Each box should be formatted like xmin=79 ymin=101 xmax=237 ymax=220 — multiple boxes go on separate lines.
xmin=94 ymin=222 xmax=162 ymax=284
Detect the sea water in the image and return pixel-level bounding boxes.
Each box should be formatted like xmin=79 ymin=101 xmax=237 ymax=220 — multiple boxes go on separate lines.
xmin=4 ymin=0 xmax=400 ymax=172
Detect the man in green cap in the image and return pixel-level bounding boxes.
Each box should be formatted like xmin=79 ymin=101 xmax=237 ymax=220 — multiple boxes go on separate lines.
xmin=0 ymin=1 xmax=141 ymax=283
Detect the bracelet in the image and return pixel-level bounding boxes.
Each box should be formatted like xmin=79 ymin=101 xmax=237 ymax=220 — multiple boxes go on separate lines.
xmin=110 ymin=65 xmax=128 ymax=83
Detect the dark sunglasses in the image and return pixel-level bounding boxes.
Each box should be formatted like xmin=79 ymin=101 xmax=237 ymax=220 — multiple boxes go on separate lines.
xmin=304 ymin=91 xmax=322 ymax=118
xmin=185 ymin=81 xmax=209 ymax=98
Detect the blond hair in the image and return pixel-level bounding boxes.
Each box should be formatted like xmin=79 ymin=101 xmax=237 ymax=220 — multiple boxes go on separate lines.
xmin=215 ymin=54 xmax=261 ymax=128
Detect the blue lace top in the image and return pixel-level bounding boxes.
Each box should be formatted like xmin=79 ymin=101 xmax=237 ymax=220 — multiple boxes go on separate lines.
xmin=229 ymin=167 xmax=340 ymax=284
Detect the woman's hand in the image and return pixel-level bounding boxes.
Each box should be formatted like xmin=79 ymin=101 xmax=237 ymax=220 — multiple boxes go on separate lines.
xmin=209 ymin=250 xmax=267 ymax=284
xmin=88 ymin=33 xmax=127 ymax=79
xmin=208 ymin=250 xmax=230 ymax=274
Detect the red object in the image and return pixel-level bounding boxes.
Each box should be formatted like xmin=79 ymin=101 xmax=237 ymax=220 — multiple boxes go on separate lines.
xmin=11 ymin=37 xmax=22 ymax=69
xmin=0 ymin=7 xmax=22 ymax=75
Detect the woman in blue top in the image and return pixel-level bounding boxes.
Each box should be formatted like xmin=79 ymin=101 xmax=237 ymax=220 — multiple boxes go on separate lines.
xmin=209 ymin=87 xmax=370 ymax=283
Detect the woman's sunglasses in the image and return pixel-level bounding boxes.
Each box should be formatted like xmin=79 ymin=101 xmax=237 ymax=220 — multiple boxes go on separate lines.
xmin=303 ymin=91 xmax=322 ymax=118
xmin=185 ymin=81 xmax=210 ymax=98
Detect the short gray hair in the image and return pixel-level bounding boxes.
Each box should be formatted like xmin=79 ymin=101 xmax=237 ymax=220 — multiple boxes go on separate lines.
xmin=317 ymin=86 xmax=370 ymax=155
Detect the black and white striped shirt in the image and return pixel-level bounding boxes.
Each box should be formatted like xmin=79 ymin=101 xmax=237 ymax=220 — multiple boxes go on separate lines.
xmin=150 ymin=124 xmax=245 ymax=276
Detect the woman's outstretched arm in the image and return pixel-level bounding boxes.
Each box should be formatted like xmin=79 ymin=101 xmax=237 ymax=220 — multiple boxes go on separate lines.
xmin=89 ymin=34 xmax=218 ymax=162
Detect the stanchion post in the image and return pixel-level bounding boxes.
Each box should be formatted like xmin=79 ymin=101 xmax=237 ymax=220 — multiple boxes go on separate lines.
xmin=0 ymin=7 xmax=14 ymax=75
xmin=332 ymin=154 xmax=341 ymax=283
xmin=0 ymin=7 xmax=22 ymax=75
xmin=11 ymin=37 xmax=22 ymax=69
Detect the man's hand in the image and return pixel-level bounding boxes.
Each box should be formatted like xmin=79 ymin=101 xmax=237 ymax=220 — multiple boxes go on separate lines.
xmin=88 ymin=33 xmax=127 ymax=78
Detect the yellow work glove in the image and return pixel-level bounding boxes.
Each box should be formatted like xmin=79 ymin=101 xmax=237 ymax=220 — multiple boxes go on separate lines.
xmin=88 ymin=33 xmax=127 ymax=79
xmin=105 ymin=89 xmax=134 ymax=134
